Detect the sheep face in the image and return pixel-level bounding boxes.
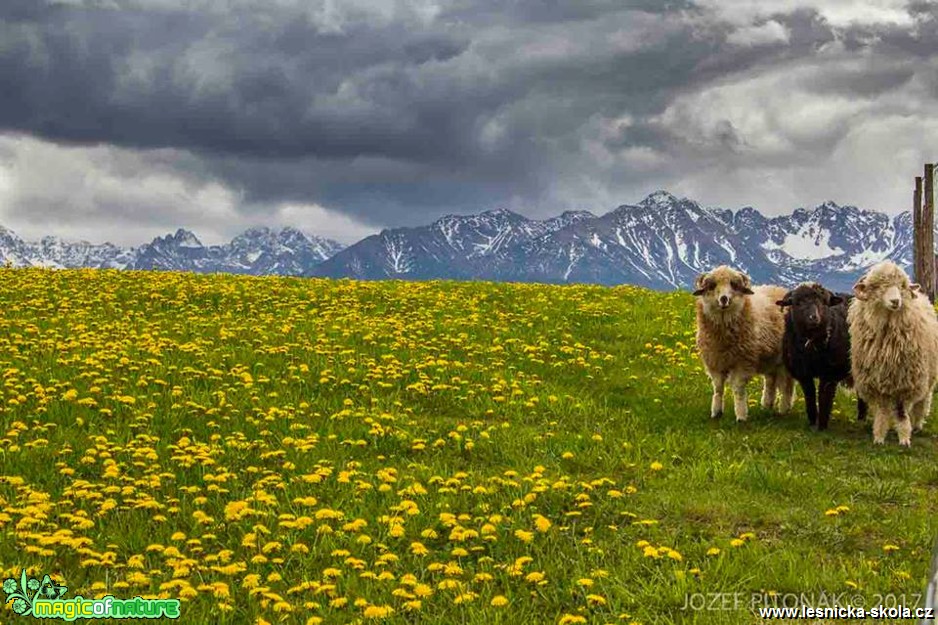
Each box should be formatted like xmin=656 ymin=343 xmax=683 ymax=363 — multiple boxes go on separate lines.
xmin=853 ymin=261 xmax=921 ymax=313
xmin=693 ymin=266 xmax=754 ymax=314
xmin=776 ymin=283 xmax=844 ymax=335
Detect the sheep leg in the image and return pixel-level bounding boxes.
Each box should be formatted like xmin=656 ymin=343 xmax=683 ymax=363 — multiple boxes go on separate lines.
xmin=910 ymin=399 xmax=924 ymax=432
xmin=709 ymin=371 xmax=726 ymax=419
xmin=760 ymin=374 xmax=777 ymax=411
xmin=730 ymin=372 xmax=750 ymax=422
xmin=817 ymin=379 xmax=837 ymax=431
xmin=778 ymin=372 xmax=795 ymax=414
xmin=799 ymin=377 xmax=818 ymax=428
xmin=870 ymin=401 xmax=890 ymax=445
xmin=912 ymin=394 xmax=932 ymax=432
xmin=896 ymin=401 xmax=912 ymax=447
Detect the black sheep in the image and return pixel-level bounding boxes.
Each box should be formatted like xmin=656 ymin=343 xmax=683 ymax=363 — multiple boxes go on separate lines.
xmin=776 ymin=283 xmax=868 ymax=430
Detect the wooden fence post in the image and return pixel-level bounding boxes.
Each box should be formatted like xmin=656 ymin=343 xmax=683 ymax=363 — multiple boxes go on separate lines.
xmin=915 ymin=176 xmax=923 ymax=287
xmin=924 ymin=163 xmax=935 ymax=303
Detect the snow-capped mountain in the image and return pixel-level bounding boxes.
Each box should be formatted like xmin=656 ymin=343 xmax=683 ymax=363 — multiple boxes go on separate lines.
xmin=0 ymin=226 xmax=136 ymax=269
xmin=312 ymin=191 xmax=928 ymax=291
xmin=0 ymin=192 xmax=928 ymax=291
xmin=225 ymin=227 xmax=345 ymax=275
xmin=0 ymin=227 xmax=344 ymax=275
xmin=313 ymin=208 xmax=595 ymax=280
xmin=498 ymin=192 xmax=777 ymax=288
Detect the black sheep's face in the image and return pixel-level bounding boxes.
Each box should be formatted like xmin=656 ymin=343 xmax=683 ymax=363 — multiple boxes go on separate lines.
xmin=776 ymin=284 xmax=843 ymax=335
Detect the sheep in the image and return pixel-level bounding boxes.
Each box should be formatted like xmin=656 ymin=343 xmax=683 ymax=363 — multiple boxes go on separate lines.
xmin=777 ymin=282 xmax=867 ymax=430
xmin=693 ymin=265 xmax=794 ymax=422
xmin=848 ymin=260 xmax=938 ymax=445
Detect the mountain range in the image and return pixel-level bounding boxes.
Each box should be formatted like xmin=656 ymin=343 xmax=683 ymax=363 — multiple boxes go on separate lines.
xmin=0 ymin=226 xmax=343 ymax=276
xmin=312 ymin=191 xmax=919 ymax=292
xmin=0 ymin=191 xmax=926 ymax=292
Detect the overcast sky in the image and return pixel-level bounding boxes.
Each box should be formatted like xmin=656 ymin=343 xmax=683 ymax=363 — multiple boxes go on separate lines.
xmin=1 ymin=0 xmax=936 ymax=245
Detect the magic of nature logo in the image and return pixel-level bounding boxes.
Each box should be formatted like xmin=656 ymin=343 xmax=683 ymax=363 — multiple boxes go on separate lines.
xmin=2 ymin=569 xmax=181 ymax=621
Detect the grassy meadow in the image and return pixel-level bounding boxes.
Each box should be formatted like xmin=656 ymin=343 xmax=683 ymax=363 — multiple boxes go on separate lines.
xmin=0 ymin=267 xmax=936 ymax=624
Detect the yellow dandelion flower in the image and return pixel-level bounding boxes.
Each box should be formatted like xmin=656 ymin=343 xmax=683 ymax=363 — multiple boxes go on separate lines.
xmin=453 ymin=592 xmax=478 ymax=604
xmin=362 ymin=605 xmax=394 ymax=618
xmin=241 ymin=574 xmax=261 ymax=590
xmin=533 ymin=515 xmax=552 ymax=533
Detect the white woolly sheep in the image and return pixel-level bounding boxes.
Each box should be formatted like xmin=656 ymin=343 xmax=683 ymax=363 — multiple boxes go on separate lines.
xmin=693 ymin=265 xmax=794 ymax=422
xmin=848 ymin=260 xmax=938 ymax=445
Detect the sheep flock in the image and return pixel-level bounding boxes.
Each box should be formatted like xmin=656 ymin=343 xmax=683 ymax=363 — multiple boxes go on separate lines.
xmin=693 ymin=260 xmax=938 ymax=446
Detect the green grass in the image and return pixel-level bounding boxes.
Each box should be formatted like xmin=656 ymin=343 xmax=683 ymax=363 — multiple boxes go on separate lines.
xmin=0 ymin=267 xmax=935 ymax=624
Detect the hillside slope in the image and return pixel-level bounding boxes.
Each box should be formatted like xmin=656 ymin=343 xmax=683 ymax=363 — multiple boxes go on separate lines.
xmin=0 ymin=269 xmax=933 ymax=624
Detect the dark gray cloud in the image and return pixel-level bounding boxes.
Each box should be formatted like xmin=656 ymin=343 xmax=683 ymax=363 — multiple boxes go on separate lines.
xmin=0 ymin=0 xmax=937 ymax=244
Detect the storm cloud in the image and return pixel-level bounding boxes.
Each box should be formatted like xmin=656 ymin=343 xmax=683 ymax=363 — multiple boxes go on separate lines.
xmin=0 ymin=0 xmax=936 ymax=244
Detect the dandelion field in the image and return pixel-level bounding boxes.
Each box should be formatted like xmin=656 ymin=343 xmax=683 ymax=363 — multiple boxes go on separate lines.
xmin=1 ymin=268 xmax=937 ymax=625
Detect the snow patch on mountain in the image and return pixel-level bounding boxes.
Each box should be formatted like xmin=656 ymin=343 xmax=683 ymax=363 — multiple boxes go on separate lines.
xmin=846 ymin=247 xmax=892 ymax=268
xmin=762 ymin=228 xmax=844 ymax=260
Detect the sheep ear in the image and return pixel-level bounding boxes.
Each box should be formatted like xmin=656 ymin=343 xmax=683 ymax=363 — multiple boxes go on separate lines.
xmin=818 ymin=287 xmax=839 ymax=305
xmin=853 ymin=279 xmax=868 ymax=300
xmin=910 ymin=283 xmax=921 ymax=298
xmin=692 ymin=273 xmax=709 ymax=296
xmin=776 ymin=293 xmax=793 ymax=307
xmin=737 ymin=272 xmax=754 ymax=295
